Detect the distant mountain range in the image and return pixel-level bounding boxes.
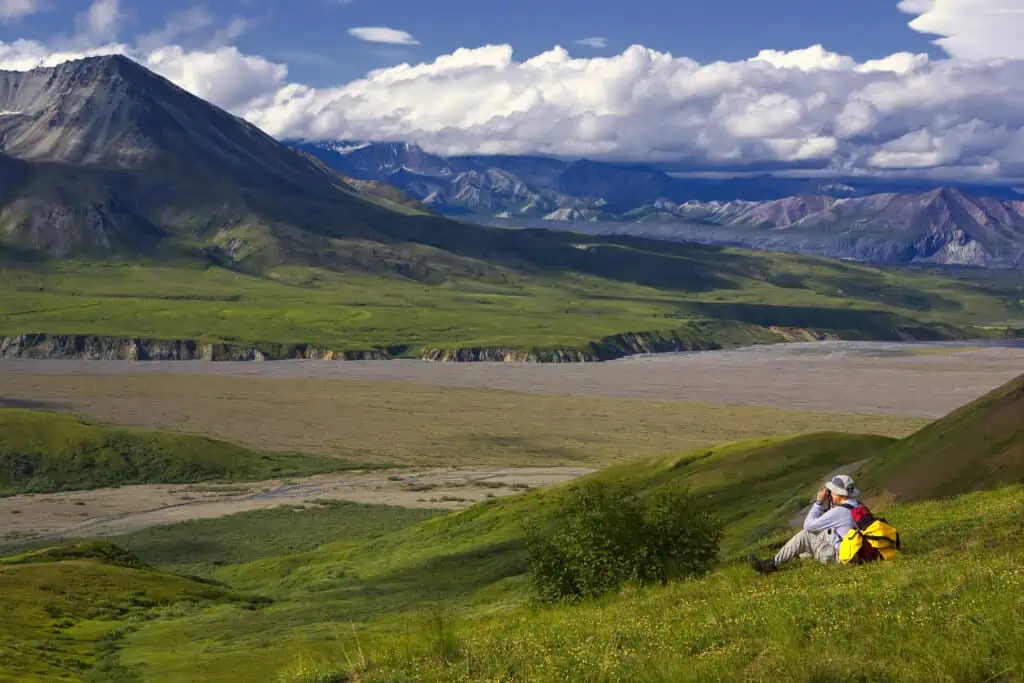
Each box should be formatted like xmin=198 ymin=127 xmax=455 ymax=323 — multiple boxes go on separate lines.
xmin=0 ymin=56 xmax=1021 ymax=272
xmin=289 ymin=140 xmax=1024 ymax=268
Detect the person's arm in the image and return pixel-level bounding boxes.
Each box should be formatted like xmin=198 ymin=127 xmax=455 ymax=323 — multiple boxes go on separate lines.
xmin=803 ymin=487 xmax=829 ymax=529
xmin=803 ymin=506 xmax=844 ymax=532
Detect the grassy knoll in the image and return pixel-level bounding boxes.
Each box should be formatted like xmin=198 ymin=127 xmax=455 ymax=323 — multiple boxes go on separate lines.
xmin=0 ymin=542 xmax=249 ymax=683
xmin=83 ymin=433 xmax=889 ymax=682
xmin=0 ymin=373 xmax=926 ymax=467
xmin=0 ymin=438 xmax=1019 ymax=681
xmin=0 ymin=410 xmax=352 ymax=495
xmin=860 ymin=374 xmax=1024 ymax=500
xmin=1 ymin=239 xmax=1021 ymax=353
xmin=115 ymin=500 xmax=443 ymax=578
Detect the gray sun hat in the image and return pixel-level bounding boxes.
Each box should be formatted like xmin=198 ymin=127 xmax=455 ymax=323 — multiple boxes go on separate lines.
xmin=825 ymin=474 xmax=861 ymax=498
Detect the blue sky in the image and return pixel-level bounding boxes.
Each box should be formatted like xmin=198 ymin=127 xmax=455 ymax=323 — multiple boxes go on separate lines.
xmin=1 ymin=0 xmax=943 ymax=85
xmin=2 ymin=0 xmax=1024 ymax=180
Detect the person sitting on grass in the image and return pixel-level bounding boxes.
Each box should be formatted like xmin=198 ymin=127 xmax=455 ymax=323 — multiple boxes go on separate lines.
xmin=748 ymin=474 xmax=861 ymax=575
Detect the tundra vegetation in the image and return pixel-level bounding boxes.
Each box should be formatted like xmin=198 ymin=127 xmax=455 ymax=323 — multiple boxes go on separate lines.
xmin=0 ymin=374 xmax=1021 ymax=683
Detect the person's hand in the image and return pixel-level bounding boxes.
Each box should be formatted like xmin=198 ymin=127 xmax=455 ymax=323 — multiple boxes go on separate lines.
xmin=815 ymin=488 xmax=829 ymax=505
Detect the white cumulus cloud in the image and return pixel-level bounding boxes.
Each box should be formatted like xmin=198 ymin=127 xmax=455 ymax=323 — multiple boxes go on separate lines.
xmin=81 ymin=0 xmax=121 ymax=42
xmin=144 ymin=45 xmax=288 ymax=113
xmin=899 ymin=0 xmax=1024 ymax=60
xmin=347 ymin=26 xmax=419 ymax=46
xmin=2 ymin=2 xmax=1024 ymax=181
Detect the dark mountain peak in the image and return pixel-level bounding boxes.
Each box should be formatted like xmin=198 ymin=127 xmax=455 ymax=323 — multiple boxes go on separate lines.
xmin=47 ymin=53 xmax=140 ymax=75
xmin=0 ymin=54 xmax=345 ymax=195
xmin=30 ymin=54 xmax=163 ymax=96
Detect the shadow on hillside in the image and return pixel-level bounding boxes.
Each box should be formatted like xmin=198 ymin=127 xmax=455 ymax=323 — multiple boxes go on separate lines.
xmin=0 ymin=244 xmax=49 ymax=268
xmin=339 ymin=540 xmax=527 ymax=616
xmin=232 ymin=189 xmax=751 ymax=292
xmin=0 ymin=397 xmax=69 ymax=411
xmin=813 ymin=273 xmax=960 ymax=312
xmin=389 ymin=218 xmax=752 ymax=293
xmin=674 ymin=302 xmax=926 ymax=335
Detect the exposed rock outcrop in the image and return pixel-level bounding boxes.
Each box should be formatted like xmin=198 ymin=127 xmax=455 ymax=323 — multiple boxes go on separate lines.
xmin=1 ymin=323 xmax=1000 ymax=364
xmin=0 ymin=334 xmax=395 ymax=361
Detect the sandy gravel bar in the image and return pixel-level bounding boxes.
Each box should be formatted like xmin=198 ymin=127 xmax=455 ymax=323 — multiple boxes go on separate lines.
xmin=0 ymin=467 xmax=592 ymax=544
xmin=3 ymin=341 xmax=1022 ymax=417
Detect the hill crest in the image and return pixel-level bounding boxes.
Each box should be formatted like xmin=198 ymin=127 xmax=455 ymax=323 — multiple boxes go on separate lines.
xmin=863 ymin=372 xmax=1024 ymax=499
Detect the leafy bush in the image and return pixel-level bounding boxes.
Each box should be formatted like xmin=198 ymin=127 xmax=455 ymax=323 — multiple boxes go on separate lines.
xmin=526 ymin=481 xmax=722 ymax=602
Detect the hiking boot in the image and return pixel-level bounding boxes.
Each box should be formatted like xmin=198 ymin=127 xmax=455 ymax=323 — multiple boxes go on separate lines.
xmin=747 ymin=555 xmax=777 ymax=575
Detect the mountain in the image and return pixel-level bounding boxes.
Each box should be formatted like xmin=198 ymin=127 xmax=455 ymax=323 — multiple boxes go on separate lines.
xmin=862 ymin=372 xmax=1024 ymax=500
xmin=289 ymin=139 xmax=1024 ymax=268
xmin=574 ymin=188 xmax=1024 ymax=267
xmin=0 ymin=56 xmax=442 ymax=264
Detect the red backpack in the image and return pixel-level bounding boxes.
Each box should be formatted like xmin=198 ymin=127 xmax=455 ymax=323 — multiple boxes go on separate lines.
xmin=838 ymin=503 xmax=902 ymax=565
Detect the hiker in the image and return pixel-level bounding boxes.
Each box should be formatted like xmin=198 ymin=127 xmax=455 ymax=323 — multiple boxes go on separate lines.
xmin=748 ymin=474 xmax=861 ymax=575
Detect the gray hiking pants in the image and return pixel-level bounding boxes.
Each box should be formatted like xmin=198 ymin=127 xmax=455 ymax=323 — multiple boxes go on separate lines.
xmin=774 ymin=529 xmax=838 ymax=566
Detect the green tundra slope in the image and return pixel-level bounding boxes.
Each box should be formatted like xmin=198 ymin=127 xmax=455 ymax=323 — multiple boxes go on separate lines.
xmin=1 ymin=375 xmax=1022 ymax=682
xmin=2 ymin=238 xmax=1021 ymax=357
xmin=0 ymin=410 xmax=351 ymax=495
xmin=860 ymin=373 xmax=1024 ymax=500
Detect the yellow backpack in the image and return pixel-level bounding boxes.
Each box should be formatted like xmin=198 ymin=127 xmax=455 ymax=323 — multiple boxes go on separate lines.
xmin=838 ymin=503 xmax=901 ymax=565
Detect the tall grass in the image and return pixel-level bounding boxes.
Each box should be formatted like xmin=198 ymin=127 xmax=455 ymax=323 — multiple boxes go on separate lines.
xmin=282 ymin=486 xmax=1024 ymax=683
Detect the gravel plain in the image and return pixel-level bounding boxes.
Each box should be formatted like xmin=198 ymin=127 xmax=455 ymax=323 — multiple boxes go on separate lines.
xmin=3 ymin=341 xmax=1022 ymax=417
xmin=2 ymin=341 xmax=1021 ymax=544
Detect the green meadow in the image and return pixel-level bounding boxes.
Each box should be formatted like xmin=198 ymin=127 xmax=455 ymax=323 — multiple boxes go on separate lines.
xmin=2 ymin=234 xmax=1022 ymax=353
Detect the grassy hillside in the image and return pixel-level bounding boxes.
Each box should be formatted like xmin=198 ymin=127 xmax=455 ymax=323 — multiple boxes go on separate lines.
xmin=2 ymin=379 xmax=1022 ymax=682
xmin=2 ymin=455 xmax=1019 ymax=682
xmin=1 ymin=229 xmax=1022 ymax=354
xmin=58 ymin=433 xmax=887 ymax=681
xmin=319 ymin=486 xmax=1023 ymax=683
xmin=0 ymin=410 xmax=352 ymax=495
xmin=862 ymin=373 xmax=1024 ymax=500
xmin=116 ymin=500 xmax=443 ymax=578
xmin=0 ymin=542 xmax=257 ymax=683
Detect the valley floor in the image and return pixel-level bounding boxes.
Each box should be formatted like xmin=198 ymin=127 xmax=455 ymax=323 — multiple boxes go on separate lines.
xmin=0 ymin=467 xmax=592 ymax=545
xmin=3 ymin=341 xmax=1022 ymax=416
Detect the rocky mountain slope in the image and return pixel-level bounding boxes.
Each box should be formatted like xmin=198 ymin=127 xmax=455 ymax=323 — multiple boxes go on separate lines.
xmin=291 ymin=140 xmax=1024 ymax=268
xmin=575 ymin=188 xmax=1024 ymax=267
xmin=0 ymin=56 xmax=439 ymax=263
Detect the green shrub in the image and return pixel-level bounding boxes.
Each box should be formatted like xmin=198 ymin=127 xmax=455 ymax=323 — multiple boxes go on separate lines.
xmin=526 ymin=482 xmax=722 ymax=603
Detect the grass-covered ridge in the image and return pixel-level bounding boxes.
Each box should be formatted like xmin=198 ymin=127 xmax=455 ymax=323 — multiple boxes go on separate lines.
xmin=1 ymin=231 xmax=1021 ymax=354
xmin=0 ymin=541 xmax=260 ymax=683
xmin=116 ymin=500 xmax=445 ymax=579
xmin=0 ymin=410 xmax=353 ymax=495
xmin=862 ymin=373 xmax=1024 ymax=500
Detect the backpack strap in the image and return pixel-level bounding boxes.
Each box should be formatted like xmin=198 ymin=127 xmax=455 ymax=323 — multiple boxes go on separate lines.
xmin=840 ymin=502 xmax=876 ymax=531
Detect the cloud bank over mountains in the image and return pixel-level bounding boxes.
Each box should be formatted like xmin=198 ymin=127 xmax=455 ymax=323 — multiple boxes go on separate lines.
xmin=2 ymin=0 xmax=1024 ymax=180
